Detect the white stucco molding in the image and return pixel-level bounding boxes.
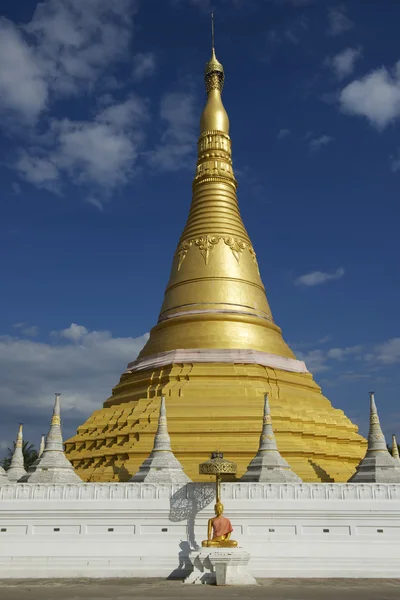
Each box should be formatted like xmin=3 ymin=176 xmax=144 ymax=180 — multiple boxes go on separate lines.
xmin=1 ymin=482 xmax=400 ymax=502
xmin=126 ymin=349 xmax=308 ymax=374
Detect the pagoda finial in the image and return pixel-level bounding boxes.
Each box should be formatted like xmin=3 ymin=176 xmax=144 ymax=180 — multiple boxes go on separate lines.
xmin=204 ymin=13 xmax=225 ymax=94
xmin=367 ymin=391 xmax=388 ymax=453
xmin=211 ymin=10 xmax=215 ymax=50
xmin=39 ymin=434 xmax=45 ymax=458
xmin=16 ymin=423 xmax=23 ymax=448
xmin=152 ymin=395 xmax=172 ymax=452
xmin=259 ymin=393 xmax=279 ymax=452
xmin=52 ymin=393 xmax=61 ymax=426
xmin=7 ymin=424 xmax=27 ymax=482
xmin=392 ymin=434 xmax=400 ymax=462
xmin=201 ymin=11 xmax=228 ymax=134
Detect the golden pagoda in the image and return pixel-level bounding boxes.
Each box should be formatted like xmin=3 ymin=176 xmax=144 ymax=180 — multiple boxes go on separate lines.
xmin=65 ymin=29 xmax=366 ymax=482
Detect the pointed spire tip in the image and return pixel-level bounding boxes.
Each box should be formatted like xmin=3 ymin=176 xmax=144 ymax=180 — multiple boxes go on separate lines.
xmin=211 ymin=10 xmax=215 ymax=51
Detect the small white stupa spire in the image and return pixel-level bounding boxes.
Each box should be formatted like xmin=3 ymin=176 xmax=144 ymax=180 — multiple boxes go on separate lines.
xmin=0 ymin=465 xmax=8 ymax=484
xmin=241 ymin=393 xmax=302 ymax=482
xmin=391 ymin=434 xmax=400 ymax=463
xmin=26 ymin=394 xmax=82 ymax=483
xmin=19 ymin=434 xmax=46 ymax=482
xmin=348 ymin=392 xmax=400 ymax=483
xmin=7 ymin=424 xmax=27 ymax=482
xmin=131 ymin=395 xmax=191 ymax=483
xmin=38 ymin=434 xmax=45 ymax=457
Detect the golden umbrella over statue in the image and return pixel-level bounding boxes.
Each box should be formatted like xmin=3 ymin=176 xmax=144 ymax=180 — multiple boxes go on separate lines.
xmin=199 ymin=452 xmax=238 ymax=548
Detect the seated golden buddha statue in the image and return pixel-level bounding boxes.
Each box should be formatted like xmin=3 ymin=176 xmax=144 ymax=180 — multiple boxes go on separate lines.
xmin=202 ymin=501 xmax=238 ymax=548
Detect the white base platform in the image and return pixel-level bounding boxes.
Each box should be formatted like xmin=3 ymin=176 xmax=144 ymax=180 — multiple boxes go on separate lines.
xmin=185 ymin=547 xmax=257 ymax=585
xmin=1 ymin=482 xmax=400 ymax=579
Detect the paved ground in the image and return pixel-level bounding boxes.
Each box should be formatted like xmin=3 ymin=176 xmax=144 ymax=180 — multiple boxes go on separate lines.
xmin=0 ymin=579 xmax=400 ymax=600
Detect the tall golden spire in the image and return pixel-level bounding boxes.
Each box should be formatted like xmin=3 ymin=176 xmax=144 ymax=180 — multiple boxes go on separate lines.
xmin=137 ymin=23 xmax=293 ymax=359
xmin=66 ymin=22 xmax=367 ymax=486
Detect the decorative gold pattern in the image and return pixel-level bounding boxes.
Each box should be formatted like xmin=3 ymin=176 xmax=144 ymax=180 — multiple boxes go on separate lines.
xmin=177 ymin=240 xmax=193 ymax=271
xmin=205 ymin=48 xmax=224 ymax=93
xmin=194 ymin=235 xmax=220 ymax=265
xmin=199 ymin=456 xmax=237 ymax=476
xmin=176 ymin=235 xmax=258 ymax=269
xmin=223 ymin=236 xmax=246 ymax=263
xmin=248 ymin=246 xmax=261 ymax=275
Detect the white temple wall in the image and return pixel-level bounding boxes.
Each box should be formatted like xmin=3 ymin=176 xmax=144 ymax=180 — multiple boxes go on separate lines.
xmin=0 ymin=482 xmax=400 ymax=579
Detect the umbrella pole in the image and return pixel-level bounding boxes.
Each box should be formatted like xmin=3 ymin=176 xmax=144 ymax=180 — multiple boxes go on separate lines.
xmin=216 ymin=473 xmax=221 ymax=503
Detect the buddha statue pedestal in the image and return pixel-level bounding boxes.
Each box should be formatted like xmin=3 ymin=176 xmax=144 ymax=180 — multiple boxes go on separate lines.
xmin=184 ymin=548 xmax=257 ymax=586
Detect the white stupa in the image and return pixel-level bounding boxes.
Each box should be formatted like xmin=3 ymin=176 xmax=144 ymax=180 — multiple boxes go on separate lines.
xmin=348 ymin=392 xmax=400 ymax=483
xmin=131 ymin=396 xmax=191 ymax=483
xmin=26 ymin=394 xmax=82 ymax=484
xmin=241 ymin=393 xmax=302 ymax=482
xmin=391 ymin=434 xmax=400 ymax=463
xmin=19 ymin=434 xmax=45 ymax=482
xmin=7 ymin=424 xmax=27 ymax=482
xmin=0 ymin=465 xmax=8 ymax=484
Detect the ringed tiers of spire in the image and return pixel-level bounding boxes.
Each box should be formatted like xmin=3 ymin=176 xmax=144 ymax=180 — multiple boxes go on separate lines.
xmin=135 ymin=42 xmax=294 ymax=362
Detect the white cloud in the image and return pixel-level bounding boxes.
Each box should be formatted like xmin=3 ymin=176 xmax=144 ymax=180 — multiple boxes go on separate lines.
xmin=133 ymin=52 xmax=156 ymax=81
xmin=16 ymin=153 xmax=60 ymax=192
xmin=25 ymin=0 xmax=136 ymax=97
xmin=58 ymin=324 xmax=89 ymax=343
xmin=268 ymin=17 xmax=308 ymax=46
xmin=340 ymin=62 xmax=400 ymax=129
xmin=295 ymin=349 xmax=330 ymax=374
xmin=309 ymin=135 xmax=334 ymax=152
xmin=0 ymin=20 xmax=48 ymax=121
xmin=327 ymin=345 xmax=363 ymax=360
xmin=0 ymin=1 xmax=157 ymax=206
xmin=56 ymin=119 xmax=138 ymax=188
xmin=13 ymin=323 xmax=39 ymax=337
xmin=1 ymin=2 xmax=194 ymax=205
xmin=295 ymin=267 xmax=345 ymax=287
xmin=0 ymin=325 xmax=149 ymax=416
xmin=0 ymin=1 xmax=136 ymax=121
xmin=277 ymin=128 xmax=291 ymax=140
xmin=327 ymin=6 xmax=354 ymax=37
xmin=95 ymin=95 xmax=148 ymax=129
xmin=370 ymin=338 xmax=400 ymax=365
xmin=391 ymin=150 xmax=400 ymax=172
xmin=16 ymin=96 xmax=149 ymax=205
xmin=293 ymin=338 xmax=400 ymax=395
xmin=147 ymin=91 xmax=197 ymax=171
xmin=325 ymin=47 xmax=362 ymax=80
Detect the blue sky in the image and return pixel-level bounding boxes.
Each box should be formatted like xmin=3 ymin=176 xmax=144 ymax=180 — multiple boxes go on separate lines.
xmin=1 ymin=0 xmax=399 ymax=456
